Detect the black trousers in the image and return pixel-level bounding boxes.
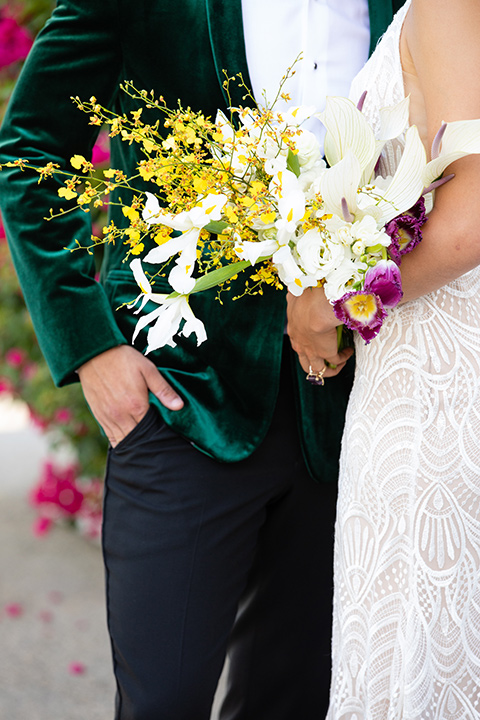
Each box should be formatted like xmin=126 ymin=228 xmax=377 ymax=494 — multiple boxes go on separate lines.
xmin=102 ymin=348 xmax=337 ymax=720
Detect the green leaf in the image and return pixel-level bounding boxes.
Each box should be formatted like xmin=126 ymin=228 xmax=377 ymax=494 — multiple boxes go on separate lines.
xmin=190 ymin=260 xmax=251 ymax=293
xmin=203 ymin=220 xmax=230 ymax=234
xmin=286 ymin=149 xmax=300 ymax=177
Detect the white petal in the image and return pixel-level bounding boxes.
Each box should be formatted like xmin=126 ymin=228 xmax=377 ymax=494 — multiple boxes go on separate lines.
xmin=142 ymin=192 xmax=162 ymax=224
xmin=378 ymin=97 xmax=410 ymax=144
xmin=320 ymin=151 xmax=362 ymax=218
xmin=143 ymin=228 xmax=199 ymax=264
xmin=375 ymin=125 xmax=426 ymax=224
xmin=167 ymin=238 xmax=198 ymax=294
xmin=143 ymin=193 xmax=192 ymax=231
xmin=215 ymin=110 xmax=235 ymax=143
xmin=317 ymin=97 xmax=376 ymax=172
xmin=129 ymin=258 xmax=152 ymax=294
xmin=145 ymin=300 xmax=184 ymax=352
xmin=132 ymin=304 xmax=165 ymax=344
xmin=179 ymin=298 xmax=208 ymax=345
xmin=361 ymin=97 xmax=411 ymax=184
xmin=234 ymin=239 xmax=278 ymax=265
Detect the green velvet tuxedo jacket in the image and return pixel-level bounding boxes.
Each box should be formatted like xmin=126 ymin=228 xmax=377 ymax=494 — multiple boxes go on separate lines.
xmin=0 ymin=0 xmax=403 ymax=480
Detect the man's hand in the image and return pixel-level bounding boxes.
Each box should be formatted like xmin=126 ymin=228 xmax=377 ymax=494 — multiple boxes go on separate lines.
xmin=77 ymin=345 xmax=184 ymax=447
xmin=286 ymin=287 xmax=354 ymax=378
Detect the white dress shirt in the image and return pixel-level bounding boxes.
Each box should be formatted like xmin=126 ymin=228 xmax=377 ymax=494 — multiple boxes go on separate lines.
xmin=242 ymin=0 xmax=370 ymax=146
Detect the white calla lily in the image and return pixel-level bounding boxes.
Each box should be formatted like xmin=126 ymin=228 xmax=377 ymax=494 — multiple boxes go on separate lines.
xmin=374 ymin=125 xmax=426 ymax=224
xmin=317 ymin=96 xmax=376 ymax=172
xmin=377 ymin=97 xmax=411 ymax=145
xmin=320 ymin=151 xmax=362 ymax=219
xmin=423 ymin=118 xmax=480 ymax=187
xmin=361 ymin=96 xmax=411 ymax=184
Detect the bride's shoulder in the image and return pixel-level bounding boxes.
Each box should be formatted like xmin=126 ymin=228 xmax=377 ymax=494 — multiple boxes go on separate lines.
xmin=407 ymin=0 xmax=480 ymax=128
xmin=408 ymin=0 xmax=480 ymax=55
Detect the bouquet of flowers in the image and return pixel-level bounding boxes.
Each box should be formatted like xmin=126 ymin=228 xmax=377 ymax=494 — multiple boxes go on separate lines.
xmin=8 ymin=71 xmax=480 ymax=351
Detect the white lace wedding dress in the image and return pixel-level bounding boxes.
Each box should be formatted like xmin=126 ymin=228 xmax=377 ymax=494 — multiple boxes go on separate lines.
xmin=328 ymin=2 xmax=480 ymax=718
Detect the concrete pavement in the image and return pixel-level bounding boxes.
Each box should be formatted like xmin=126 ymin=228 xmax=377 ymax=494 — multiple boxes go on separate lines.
xmin=0 ymin=397 xmax=115 ymax=720
xmin=0 ymin=398 xmax=225 ymax=719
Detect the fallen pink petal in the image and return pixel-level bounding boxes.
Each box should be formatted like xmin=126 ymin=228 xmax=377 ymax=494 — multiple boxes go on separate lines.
xmin=5 ymin=602 xmax=24 ymax=618
xmin=68 ymin=662 xmax=86 ymax=676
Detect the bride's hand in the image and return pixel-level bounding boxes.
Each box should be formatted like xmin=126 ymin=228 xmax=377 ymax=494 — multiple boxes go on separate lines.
xmin=286 ymin=287 xmax=354 ymax=378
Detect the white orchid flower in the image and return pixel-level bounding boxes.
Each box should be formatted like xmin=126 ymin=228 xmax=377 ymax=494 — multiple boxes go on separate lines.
xmin=141 ymin=191 xmax=228 ymax=294
xmin=129 ymin=257 xmax=153 ymax=308
xmin=133 ymin=294 xmax=207 ymax=353
xmin=279 ymin=105 xmax=318 ymax=129
xmin=129 ymin=259 xmax=207 ymax=352
xmin=214 ymin=109 xmax=236 ymax=144
xmin=272 ymin=244 xmax=317 ymax=296
xmin=271 ymin=170 xmax=306 ymax=245
xmin=234 ymin=238 xmax=279 ymax=265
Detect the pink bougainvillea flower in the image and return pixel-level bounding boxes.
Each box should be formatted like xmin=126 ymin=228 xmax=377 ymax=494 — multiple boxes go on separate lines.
xmin=0 ymin=377 xmax=13 ymax=394
xmin=29 ymin=461 xmax=84 ymax=516
xmin=29 ymin=411 xmax=49 ymax=430
xmin=5 ymin=602 xmax=24 ymax=618
xmin=5 ymin=347 xmax=25 ymax=367
xmin=0 ymin=216 xmax=6 ymax=243
xmin=0 ymin=15 xmax=33 ymax=69
xmin=333 ymin=290 xmax=387 ymax=343
xmin=22 ymin=362 xmax=39 ymax=381
xmin=363 ymin=259 xmax=403 ymax=308
xmin=91 ymin=131 xmax=110 ymax=165
xmin=68 ymin=662 xmax=86 ymax=676
xmin=384 ymin=197 xmax=427 ymax=264
xmin=54 ymin=407 xmax=73 ymax=424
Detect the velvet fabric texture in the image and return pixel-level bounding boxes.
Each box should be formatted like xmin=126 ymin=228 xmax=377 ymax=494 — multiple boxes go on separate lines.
xmin=0 ymin=0 xmax=399 ymax=476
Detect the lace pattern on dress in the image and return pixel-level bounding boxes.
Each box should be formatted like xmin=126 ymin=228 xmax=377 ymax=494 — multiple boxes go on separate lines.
xmin=328 ymin=1 xmax=480 ymax=718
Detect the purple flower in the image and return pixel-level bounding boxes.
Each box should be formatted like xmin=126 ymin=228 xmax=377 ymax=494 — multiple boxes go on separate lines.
xmin=385 ymin=197 xmax=427 ymax=264
xmin=333 ymin=290 xmax=387 ymax=343
xmin=364 ymin=260 xmax=403 ymax=308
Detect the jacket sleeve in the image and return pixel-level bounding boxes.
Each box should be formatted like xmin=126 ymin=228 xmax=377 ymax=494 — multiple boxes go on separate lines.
xmin=0 ymin=0 xmax=127 ymax=386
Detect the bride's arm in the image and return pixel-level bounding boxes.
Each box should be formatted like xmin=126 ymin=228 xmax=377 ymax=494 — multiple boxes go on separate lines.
xmin=399 ymin=0 xmax=480 ymax=302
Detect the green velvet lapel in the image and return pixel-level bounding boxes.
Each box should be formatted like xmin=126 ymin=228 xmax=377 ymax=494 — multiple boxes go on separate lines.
xmin=205 ymin=0 xmax=253 ymax=109
xmin=368 ymin=0 xmax=401 ymax=54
